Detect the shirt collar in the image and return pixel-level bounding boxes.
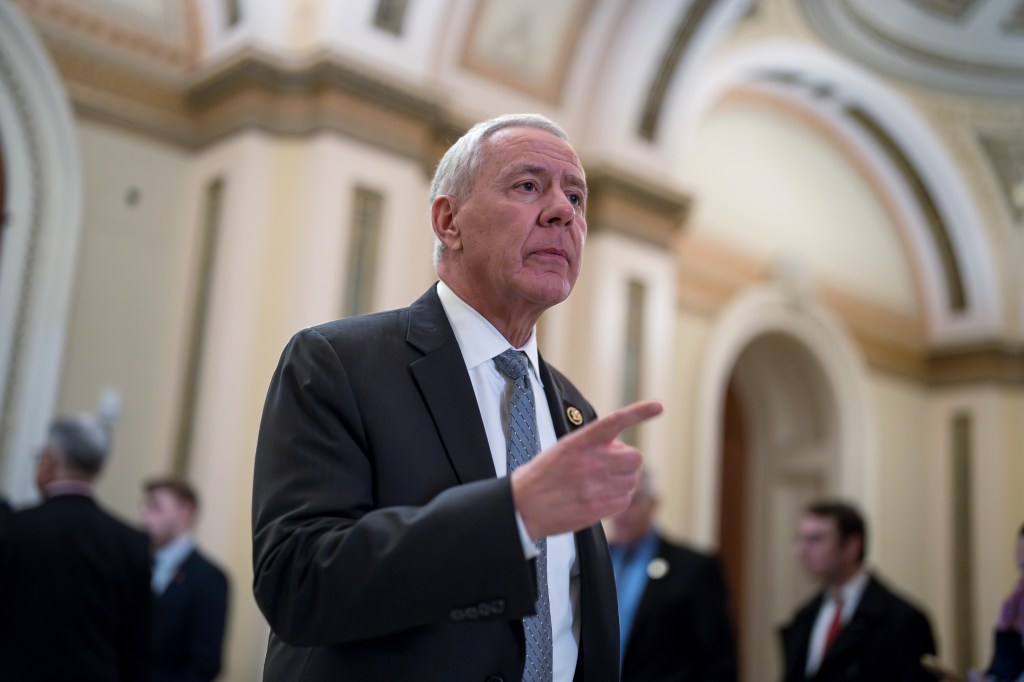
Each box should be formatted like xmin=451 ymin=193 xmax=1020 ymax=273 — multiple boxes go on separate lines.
xmin=154 ymin=534 xmax=196 ymax=567
xmin=832 ymin=569 xmax=870 ymax=605
xmin=43 ymin=479 xmax=94 ymax=498
xmin=436 ymin=280 xmax=543 ymax=386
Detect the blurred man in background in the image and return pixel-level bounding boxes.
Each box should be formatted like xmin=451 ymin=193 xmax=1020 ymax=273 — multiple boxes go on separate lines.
xmin=779 ymin=500 xmax=936 ymax=682
xmin=0 ymin=414 xmax=152 ymax=682
xmin=609 ymin=471 xmax=737 ymax=681
xmin=141 ymin=478 xmax=230 ymax=682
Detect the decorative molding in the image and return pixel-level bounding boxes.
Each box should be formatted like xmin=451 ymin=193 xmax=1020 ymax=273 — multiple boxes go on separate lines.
xmin=677 ymin=235 xmax=1023 ymax=386
xmin=978 ymin=134 xmax=1024 ymax=224
xmin=845 ymin=105 xmax=968 ymax=311
xmin=0 ymin=0 xmax=83 ymax=502
xmin=801 ymin=0 xmax=1024 ymax=98
xmin=0 ymin=39 xmax=46 ymax=469
xmin=37 ymin=41 xmax=462 ymax=171
xmin=584 ymin=166 xmax=691 ymax=249
xmin=926 ymin=342 xmax=1024 ymax=385
xmin=186 ymin=49 xmax=455 ymax=165
xmin=459 ymin=0 xmax=594 ymax=105
xmin=905 ymin=0 xmax=984 ymax=21
xmin=13 ymin=0 xmax=201 ymax=70
xmin=1007 ymin=1 xmax=1024 ymax=32
xmin=639 ymin=0 xmax=718 ymax=141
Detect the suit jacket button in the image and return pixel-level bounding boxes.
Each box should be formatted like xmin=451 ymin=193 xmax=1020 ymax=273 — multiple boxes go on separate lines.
xmin=450 ymin=609 xmax=465 ymax=621
xmin=491 ymin=599 xmax=505 ymax=615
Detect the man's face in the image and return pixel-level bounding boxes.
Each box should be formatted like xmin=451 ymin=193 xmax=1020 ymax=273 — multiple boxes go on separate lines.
xmin=34 ymin=445 xmax=58 ymax=494
xmin=795 ymin=514 xmax=859 ymax=584
xmin=610 ymin=491 xmax=656 ymax=546
xmin=140 ymin=488 xmax=192 ymax=550
xmin=443 ymin=126 xmax=587 ymax=315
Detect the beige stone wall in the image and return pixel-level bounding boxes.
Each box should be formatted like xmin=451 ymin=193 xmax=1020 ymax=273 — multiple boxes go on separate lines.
xmin=59 ymin=119 xmax=198 ymax=519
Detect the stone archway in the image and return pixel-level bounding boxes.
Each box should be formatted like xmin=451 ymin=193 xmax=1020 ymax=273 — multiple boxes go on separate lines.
xmin=0 ymin=2 xmax=83 ymax=502
xmin=721 ymin=330 xmax=841 ymax=681
xmin=692 ymin=278 xmax=874 ymax=680
xmin=663 ymin=40 xmax=1000 ymax=344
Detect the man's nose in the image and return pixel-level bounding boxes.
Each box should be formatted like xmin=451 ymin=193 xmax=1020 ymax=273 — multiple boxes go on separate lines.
xmin=540 ymin=190 xmax=577 ymax=226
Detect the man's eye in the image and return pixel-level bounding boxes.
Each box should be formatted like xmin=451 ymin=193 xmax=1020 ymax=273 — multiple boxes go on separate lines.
xmin=521 ymin=181 xmax=536 ymax=191
xmin=568 ymin=194 xmax=581 ymax=205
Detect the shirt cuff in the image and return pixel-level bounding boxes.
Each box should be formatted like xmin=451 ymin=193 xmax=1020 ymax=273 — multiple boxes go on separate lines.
xmin=515 ymin=511 xmax=540 ymax=559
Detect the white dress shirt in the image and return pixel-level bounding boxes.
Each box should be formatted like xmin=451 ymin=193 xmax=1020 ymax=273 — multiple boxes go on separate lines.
xmin=437 ymin=281 xmax=580 ymax=681
xmin=806 ymin=569 xmax=870 ymax=676
xmin=151 ymin=534 xmax=196 ymax=595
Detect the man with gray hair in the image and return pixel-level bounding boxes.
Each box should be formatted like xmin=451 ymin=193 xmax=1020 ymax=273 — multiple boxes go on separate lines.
xmin=253 ymin=113 xmax=663 ymax=681
xmin=0 ymin=414 xmax=152 ymax=682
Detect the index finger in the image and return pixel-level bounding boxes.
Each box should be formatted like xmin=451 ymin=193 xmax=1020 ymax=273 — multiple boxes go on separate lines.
xmin=571 ymin=400 xmax=663 ymax=446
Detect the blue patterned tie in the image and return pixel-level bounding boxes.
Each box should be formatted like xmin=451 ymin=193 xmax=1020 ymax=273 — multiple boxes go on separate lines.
xmin=493 ymin=349 xmax=552 ymax=682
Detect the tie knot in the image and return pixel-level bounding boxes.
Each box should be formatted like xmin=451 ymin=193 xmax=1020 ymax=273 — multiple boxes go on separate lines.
xmin=494 ymin=349 xmax=530 ymax=381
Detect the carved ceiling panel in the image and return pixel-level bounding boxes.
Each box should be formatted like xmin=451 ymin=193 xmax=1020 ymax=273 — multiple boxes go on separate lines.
xmin=801 ymin=0 xmax=1024 ymax=98
xmin=460 ymin=0 xmax=594 ymax=104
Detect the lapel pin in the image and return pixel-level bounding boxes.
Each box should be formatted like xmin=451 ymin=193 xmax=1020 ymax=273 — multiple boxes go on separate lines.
xmin=647 ymin=557 xmax=669 ymax=580
xmin=566 ymin=406 xmax=583 ymax=426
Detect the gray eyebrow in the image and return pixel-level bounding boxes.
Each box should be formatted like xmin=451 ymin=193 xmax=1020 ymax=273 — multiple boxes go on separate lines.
xmin=505 ymin=164 xmax=588 ymax=197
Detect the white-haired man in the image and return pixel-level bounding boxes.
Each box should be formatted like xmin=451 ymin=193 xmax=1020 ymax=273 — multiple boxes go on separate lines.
xmin=253 ymin=113 xmax=663 ymax=681
xmin=0 ymin=414 xmax=152 ymax=682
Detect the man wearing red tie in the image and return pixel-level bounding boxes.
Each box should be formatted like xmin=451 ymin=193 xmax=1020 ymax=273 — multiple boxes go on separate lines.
xmin=779 ymin=501 xmax=937 ymax=682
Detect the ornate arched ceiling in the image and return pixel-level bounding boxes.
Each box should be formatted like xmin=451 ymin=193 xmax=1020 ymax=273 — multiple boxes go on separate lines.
xmin=801 ymin=0 xmax=1024 ymax=99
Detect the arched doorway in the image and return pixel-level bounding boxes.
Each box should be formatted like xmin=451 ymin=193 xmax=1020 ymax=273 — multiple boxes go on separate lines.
xmin=718 ymin=331 xmax=840 ymax=681
xmin=691 ymin=281 xmax=873 ymax=681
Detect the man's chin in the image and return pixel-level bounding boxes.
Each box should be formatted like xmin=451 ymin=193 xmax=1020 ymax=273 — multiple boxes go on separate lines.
xmin=520 ymin=273 xmax=574 ymax=305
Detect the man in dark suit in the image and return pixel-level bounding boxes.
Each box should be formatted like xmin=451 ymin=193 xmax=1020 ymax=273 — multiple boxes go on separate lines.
xmin=779 ymin=500 xmax=936 ymax=682
xmin=252 ymin=113 xmax=663 ymax=681
xmin=609 ymin=471 xmax=737 ymax=681
xmin=0 ymin=414 xmax=152 ymax=682
xmin=141 ymin=478 xmax=230 ymax=681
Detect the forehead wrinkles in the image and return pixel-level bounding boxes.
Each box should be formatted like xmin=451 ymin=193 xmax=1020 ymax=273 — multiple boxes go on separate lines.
xmin=483 ymin=130 xmax=584 ymax=181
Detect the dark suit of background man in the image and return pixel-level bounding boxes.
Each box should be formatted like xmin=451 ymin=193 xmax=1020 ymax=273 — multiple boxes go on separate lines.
xmin=141 ymin=478 xmax=230 ymax=682
xmin=609 ymin=471 xmax=737 ymax=682
xmin=252 ymin=113 xmax=663 ymax=682
xmin=0 ymin=414 xmax=152 ymax=682
xmin=779 ymin=500 xmax=937 ymax=682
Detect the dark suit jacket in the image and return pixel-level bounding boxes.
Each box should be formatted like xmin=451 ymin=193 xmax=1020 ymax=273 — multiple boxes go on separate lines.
xmin=621 ymin=536 xmax=737 ymax=682
xmin=150 ymin=548 xmax=230 ymax=682
xmin=252 ymin=284 xmax=620 ymax=682
xmin=0 ymin=493 xmax=152 ymax=682
xmin=0 ymin=498 xmax=10 ymax=569
xmin=779 ymin=573 xmax=936 ymax=682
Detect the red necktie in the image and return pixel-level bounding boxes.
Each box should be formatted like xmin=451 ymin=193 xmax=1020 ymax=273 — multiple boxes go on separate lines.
xmin=823 ymin=597 xmax=845 ymax=654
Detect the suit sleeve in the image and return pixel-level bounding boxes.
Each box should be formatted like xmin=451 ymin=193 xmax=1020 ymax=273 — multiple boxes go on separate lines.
xmin=120 ymin=535 xmax=154 ymax=682
xmin=252 ymin=328 xmax=537 ymax=646
xmin=181 ymin=566 xmax=229 ymax=681
xmin=899 ymin=606 xmax=937 ymax=682
xmin=693 ymin=555 xmax=739 ymax=682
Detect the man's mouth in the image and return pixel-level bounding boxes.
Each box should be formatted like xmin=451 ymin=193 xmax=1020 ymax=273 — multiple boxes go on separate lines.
xmin=532 ymin=248 xmax=569 ymax=261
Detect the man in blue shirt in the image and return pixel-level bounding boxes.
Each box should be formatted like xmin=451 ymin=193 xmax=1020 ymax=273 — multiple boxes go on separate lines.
xmin=609 ymin=472 xmax=738 ymax=682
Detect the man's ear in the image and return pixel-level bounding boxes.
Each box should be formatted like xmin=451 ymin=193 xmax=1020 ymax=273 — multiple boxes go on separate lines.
xmin=431 ymin=195 xmax=462 ymax=253
xmin=842 ymin=534 xmax=863 ymax=566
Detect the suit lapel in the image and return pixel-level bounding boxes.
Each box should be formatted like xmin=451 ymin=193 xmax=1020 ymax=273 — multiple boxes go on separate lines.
xmin=541 ymin=359 xmax=617 ymax=681
xmin=781 ymin=594 xmax=822 ymax=680
xmin=821 ymin=576 xmax=883 ymax=666
xmin=539 ymin=357 xmax=587 ymax=438
xmin=407 ymin=285 xmax=495 ymax=485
